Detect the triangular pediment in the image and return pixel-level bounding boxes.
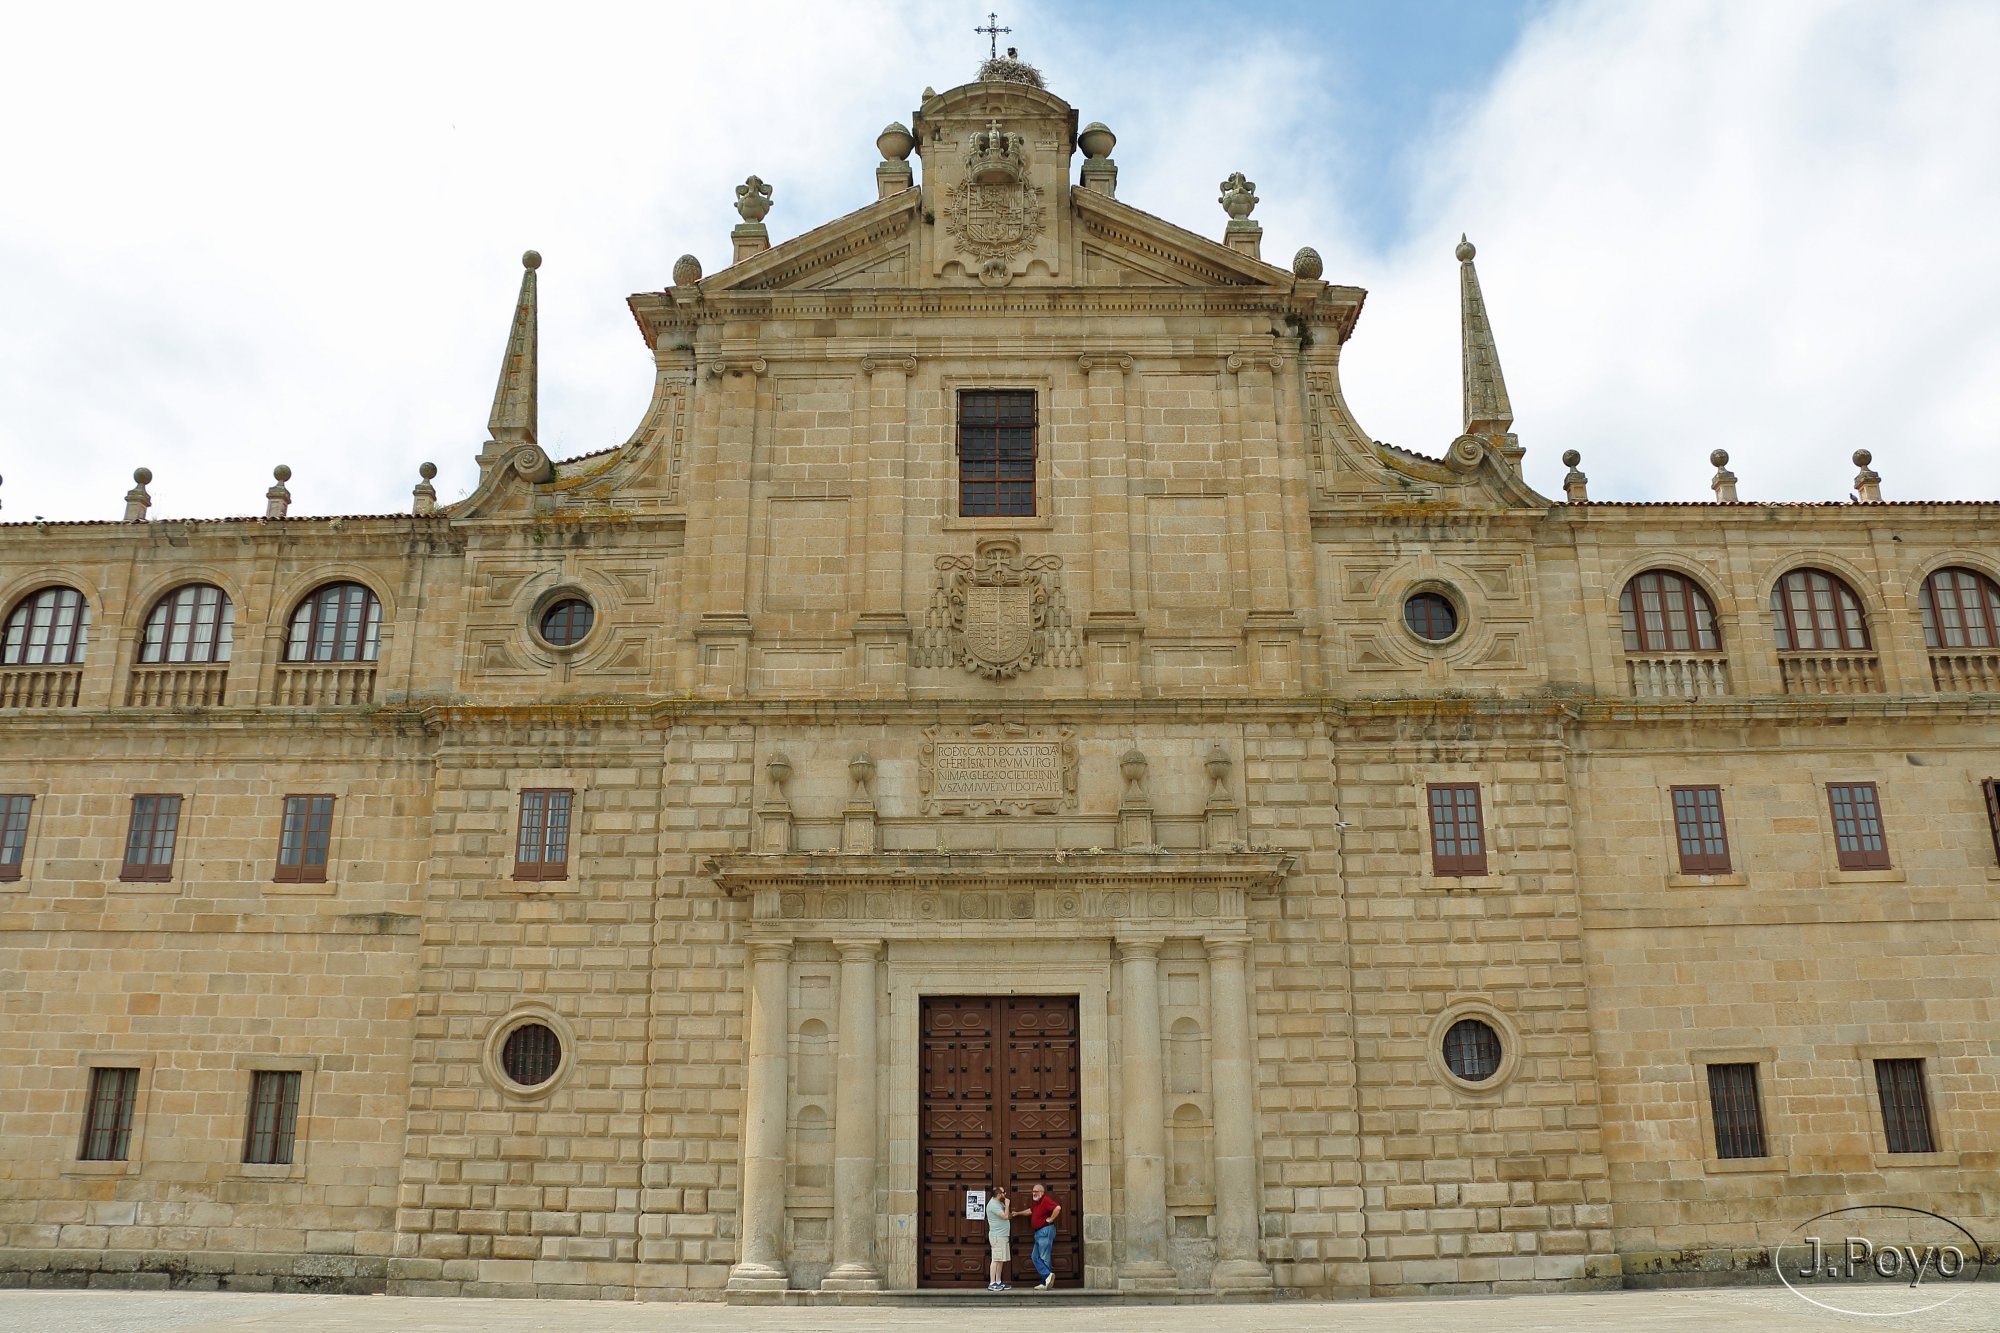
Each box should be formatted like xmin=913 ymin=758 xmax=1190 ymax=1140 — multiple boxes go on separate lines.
xmin=1070 ymin=189 xmax=1295 ymax=289
xmin=705 ymin=190 xmax=923 ymax=293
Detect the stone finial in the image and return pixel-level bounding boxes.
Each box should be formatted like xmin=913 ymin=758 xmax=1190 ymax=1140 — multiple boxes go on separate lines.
xmin=265 ymin=464 xmax=292 ymax=519
xmin=848 ymin=752 xmax=876 ymax=804
xmin=412 ymin=461 xmax=438 ymax=515
xmin=480 ymin=252 xmax=539 ymax=473
xmin=1562 ymin=449 xmax=1589 ymax=503
xmin=1457 ymin=235 xmax=1514 ymax=439
xmin=1710 ymin=448 xmax=1739 ymax=503
xmin=1118 ymin=747 xmax=1154 ymax=849
xmin=876 ymin=122 xmax=916 ymax=198
xmin=766 ymin=753 xmax=793 ymax=800
xmin=672 ymin=254 xmax=703 ymax=287
xmin=1853 ymin=448 xmax=1882 ymax=503
xmin=1078 ymin=121 xmax=1118 ymax=196
xmin=123 ymin=467 xmax=153 ymax=522
xmin=1292 ymin=247 xmax=1323 ymax=280
xmin=1204 ymin=743 xmax=1232 ymax=802
xmin=1119 ymin=748 xmax=1149 ymax=803
xmin=1219 ymin=174 xmax=1261 ymax=260
xmin=843 ymin=753 xmax=878 ymax=854
xmin=733 ymin=177 xmax=773 ymax=261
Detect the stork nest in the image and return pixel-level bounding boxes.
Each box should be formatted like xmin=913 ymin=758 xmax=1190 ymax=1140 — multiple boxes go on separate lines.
xmin=978 ymin=55 xmax=1045 ymax=87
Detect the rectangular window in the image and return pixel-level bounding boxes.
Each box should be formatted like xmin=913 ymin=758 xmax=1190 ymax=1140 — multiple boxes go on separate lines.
xmin=79 ymin=1067 xmax=139 ymax=1161
xmin=957 ymin=389 xmax=1037 ymax=517
xmin=1671 ymin=785 xmax=1732 ymax=875
xmin=1874 ymin=1058 xmax=1938 ymax=1153
xmin=242 ymin=1070 xmax=302 ymax=1165
xmin=0 ymin=793 xmax=30 ymax=882
xmin=1983 ymin=779 xmax=2000 ymax=866
xmin=1828 ymin=782 xmax=1890 ymax=870
xmin=275 ymin=795 xmax=335 ymax=883
xmin=1706 ymin=1062 xmax=1769 ymax=1159
xmin=1426 ymin=783 xmax=1488 ymax=876
xmin=513 ymin=788 xmax=573 ymax=881
xmin=120 ymin=794 xmax=183 ymax=883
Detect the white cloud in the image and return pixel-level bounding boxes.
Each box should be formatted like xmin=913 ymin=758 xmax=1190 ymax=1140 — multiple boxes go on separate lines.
xmin=2 ymin=1 xmax=1995 ymax=520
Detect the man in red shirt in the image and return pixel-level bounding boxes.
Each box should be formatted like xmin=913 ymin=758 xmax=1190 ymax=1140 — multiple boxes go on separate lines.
xmin=1026 ymin=1182 xmax=1063 ymax=1289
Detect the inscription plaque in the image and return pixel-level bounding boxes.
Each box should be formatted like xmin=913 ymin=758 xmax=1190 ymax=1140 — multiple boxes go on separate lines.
xmin=921 ymin=724 xmax=1078 ymax=815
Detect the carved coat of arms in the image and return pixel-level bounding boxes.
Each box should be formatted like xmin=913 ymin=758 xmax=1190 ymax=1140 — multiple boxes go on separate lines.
xmin=915 ymin=540 xmax=1080 ymax=678
xmin=942 ymin=121 xmax=1045 ymax=281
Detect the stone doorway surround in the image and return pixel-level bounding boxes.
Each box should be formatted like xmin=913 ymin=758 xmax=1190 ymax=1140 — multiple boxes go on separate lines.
xmin=706 ymin=850 xmax=1288 ymax=1297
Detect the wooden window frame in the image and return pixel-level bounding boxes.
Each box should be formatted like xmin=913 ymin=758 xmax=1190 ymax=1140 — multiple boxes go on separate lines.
xmin=1441 ymin=1018 xmax=1502 ymax=1083
xmin=1705 ymin=1062 xmax=1769 ymax=1159
xmin=956 ymin=389 xmax=1038 ymax=518
xmin=1874 ymin=1058 xmax=1938 ymax=1154
xmin=538 ymin=597 xmax=595 ymax=649
xmin=138 ymin=583 xmax=234 ymax=664
xmin=1402 ymin=592 xmax=1459 ymax=643
xmin=1620 ymin=570 xmax=1721 ymax=653
xmin=79 ymin=1066 xmax=140 ymax=1162
xmin=1426 ymin=783 xmax=1488 ymax=877
xmin=1827 ymin=782 xmax=1891 ymax=871
xmin=2 ymin=585 xmax=91 ymax=666
xmin=513 ymin=788 xmax=574 ymax=882
xmin=0 ymin=793 xmax=30 ymax=882
xmin=1770 ymin=568 xmax=1870 ymax=653
xmin=119 ymin=793 xmax=183 ymax=883
xmin=1670 ymin=785 xmax=1733 ymax=875
xmin=284 ymin=582 xmax=382 ymax=663
xmin=242 ymin=1069 xmax=303 ymax=1166
xmin=274 ymin=794 xmax=335 ymax=884
xmin=1920 ymin=567 xmax=2000 ymax=650
xmin=1983 ymin=779 xmax=2000 ymax=867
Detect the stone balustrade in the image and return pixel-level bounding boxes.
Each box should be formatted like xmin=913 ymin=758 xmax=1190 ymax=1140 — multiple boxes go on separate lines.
xmin=1778 ymin=652 xmax=1884 ymax=695
xmin=125 ymin=664 xmax=229 ymax=707
xmin=271 ymin=664 xmax=377 ymax=707
xmin=0 ymin=667 xmax=83 ymax=708
xmin=1929 ymin=651 xmax=2000 ymax=694
xmin=1626 ymin=653 xmax=1730 ymax=699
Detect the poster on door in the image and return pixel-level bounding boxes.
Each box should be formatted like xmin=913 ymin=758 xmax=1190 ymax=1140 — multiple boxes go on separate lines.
xmin=965 ymin=1189 xmax=986 ymax=1221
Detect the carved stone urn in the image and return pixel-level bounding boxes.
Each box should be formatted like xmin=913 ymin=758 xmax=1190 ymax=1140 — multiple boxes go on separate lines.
xmin=1218 ymin=173 xmax=1258 ymax=220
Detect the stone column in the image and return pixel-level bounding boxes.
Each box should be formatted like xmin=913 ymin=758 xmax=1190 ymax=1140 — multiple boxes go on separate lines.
xmin=1117 ymin=936 xmax=1175 ymax=1288
xmin=1206 ymin=935 xmax=1273 ymax=1291
xmin=823 ymin=939 xmax=883 ymax=1290
xmin=728 ymin=938 xmax=792 ymax=1291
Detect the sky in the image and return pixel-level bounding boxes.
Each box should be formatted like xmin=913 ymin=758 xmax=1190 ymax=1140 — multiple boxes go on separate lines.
xmin=1 ymin=0 xmax=1997 ymax=522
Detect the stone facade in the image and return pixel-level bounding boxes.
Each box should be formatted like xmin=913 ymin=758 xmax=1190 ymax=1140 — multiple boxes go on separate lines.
xmin=1 ymin=64 xmax=1996 ymax=1302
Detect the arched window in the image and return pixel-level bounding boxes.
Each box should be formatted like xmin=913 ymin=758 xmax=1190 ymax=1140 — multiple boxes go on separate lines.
xmin=1771 ymin=569 xmax=1870 ymax=652
xmin=1920 ymin=567 xmax=2000 ymax=650
xmin=1619 ymin=570 xmax=1720 ymax=652
xmin=285 ymin=582 xmax=381 ymax=662
xmin=2 ymin=586 xmax=91 ymax=665
xmin=139 ymin=584 xmax=233 ymax=664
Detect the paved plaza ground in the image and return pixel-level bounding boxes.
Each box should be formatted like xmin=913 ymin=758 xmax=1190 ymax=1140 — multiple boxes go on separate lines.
xmin=1 ymin=1286 xmax=1997 ymax=1333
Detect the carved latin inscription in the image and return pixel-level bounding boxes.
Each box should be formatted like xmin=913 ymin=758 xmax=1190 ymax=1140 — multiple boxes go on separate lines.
xmin=921 ymin=724 xmax=1078 ymax=815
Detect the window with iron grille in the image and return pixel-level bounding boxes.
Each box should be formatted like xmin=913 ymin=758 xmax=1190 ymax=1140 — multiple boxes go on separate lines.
xmin=1706 ymin=1063 xmax=1768 ymax=1159
xmin=514 ymin=788 xmax=574 ymax=881
xmin=1442 ymin=1018 xmax=1502 ymax=1083
xmin=2 ymin=585 xmax=91 ymax=665
xmin=957 ymin=390 xmax=1037 ymax=517
xmin=1874 ymin=1058 xmax=1938 ymax=1154
xmin=138 ymin=584 xmax=234 ymax=663
xmin=79 ymin=1067 xmax=139 ymax=1161
xmin=1620 ymin=570 xmax=1722 ymax=653
xmin=120 ymin=794 xmax=183 ymax=883
xmin=501 ymin=1023 xmax=563 ymax=1088
xmin=1403 ymin=592 xmax=1459 ymax=642
xmin=1671 ymin=785 xmax=1732 ymax=875
xmin=1828 ymin=783 xmax=1890 ymax=870
xmin=1920 ymin=567 xmax=2000 ymax=650
xmin=242 ymin=1070 xmax=302 ymax=1165
xmin=284 ymin=582 xmax=381 ymax=662
xmin=0 ymin=794 xmax=30 ymax=882
xmin=1426 ymin=783 xmax=1487 ymax=876
xmin=1984 ymin=779 xmax=2000 ymax=866
xmin=275 ymin=795 xmax=334 ymax=883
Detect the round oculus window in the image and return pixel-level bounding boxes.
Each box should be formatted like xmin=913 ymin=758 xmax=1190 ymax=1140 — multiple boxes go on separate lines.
xmin=539 ymin=598 xmax=595 ymax=648
xmin=1404 ymin=592 xmax=1459 ymax=642
xmin=1442 ymin=1017 xmax=1503 ymax=1084
xmin=501 ymin=1022 xmax=563 ymax=1088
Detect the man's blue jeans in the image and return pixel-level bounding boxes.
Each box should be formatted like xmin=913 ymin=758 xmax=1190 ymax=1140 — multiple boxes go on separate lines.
xmin=1032 ymin=1223 xmax=1056 ymax=1280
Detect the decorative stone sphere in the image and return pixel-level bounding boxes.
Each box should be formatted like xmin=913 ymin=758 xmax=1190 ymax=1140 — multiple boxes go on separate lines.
xmin=672 ymin=253 xmax=703 ymax=286
xmin=1562 ymin=450 xmax=1581 ymax=468
xmin=134 ymin=467 xmax=152 ymax=485
xmin=1710 ymin=449 xmax=1730 ymax=469
xmin=419 ymin=461 xmax=438 ymax=481
xmin=1291 ymin=246 xmax=1323 ymax=280
xmin=1455 ymin=237 xmax=1476 ymax=262
xmin=1078 ymin=121 xmax=1116 ymax=159
xmin=1853 ymin=448 xmax=1873 ymax=468
xmin=766 ymin=753 xmax=792 ymax=787
xmin=876 ymin=121 xmax=914 ymax=162
xmin=522 ymin=250 xmax=541 ymax=270
xmin=1119 ymin=748 xmax=1148 ymax=784
xmin=273 ymin=464 xmax=291 ymax=483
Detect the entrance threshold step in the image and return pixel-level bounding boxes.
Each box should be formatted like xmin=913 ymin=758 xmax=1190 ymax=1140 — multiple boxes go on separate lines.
xmin=737 ymin=1288 xmax=1237 ymax=1307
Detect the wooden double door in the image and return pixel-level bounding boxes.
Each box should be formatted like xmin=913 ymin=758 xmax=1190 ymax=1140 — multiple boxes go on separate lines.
xmin=918 ymin=995 xmax=1082 ymax=1287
